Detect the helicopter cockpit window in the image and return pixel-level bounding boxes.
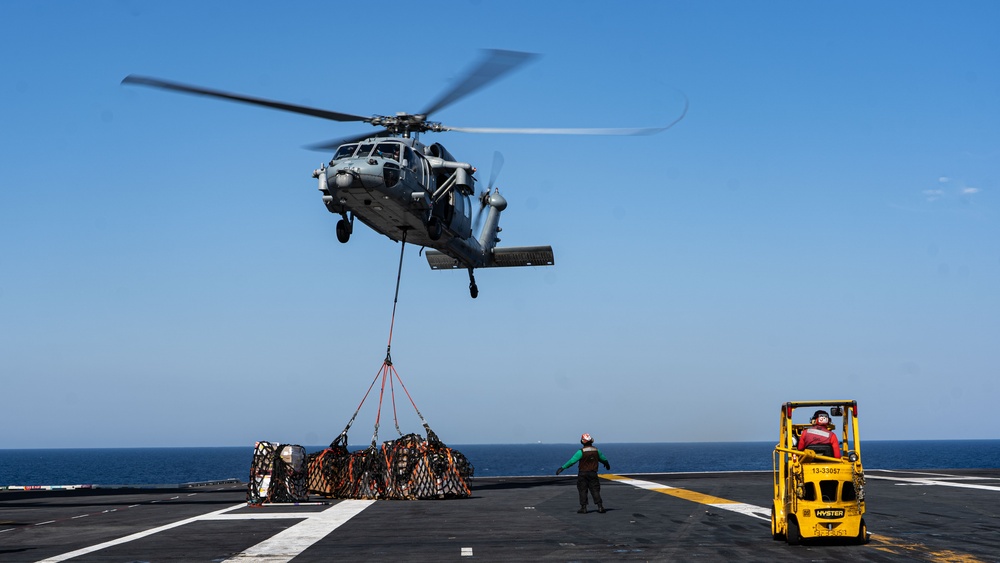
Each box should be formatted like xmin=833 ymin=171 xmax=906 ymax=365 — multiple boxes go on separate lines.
xmin=356 ymin=144 xmax=375 ymax=157
xmin=375 ymin=143 xmax=400 ymax=162
xmin=332 ymin=144 xmax=358 ymax=161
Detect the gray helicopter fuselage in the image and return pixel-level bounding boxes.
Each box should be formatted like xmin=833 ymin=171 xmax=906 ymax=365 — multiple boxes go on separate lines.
xmin=121 ymin=50 xmax=577 ymax=297
xmin=317 ymin=137 xmax=489 ymax=266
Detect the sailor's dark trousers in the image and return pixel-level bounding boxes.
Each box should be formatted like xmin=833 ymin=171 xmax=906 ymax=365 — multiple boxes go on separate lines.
xmin=577 ymin=471 xmax=603 ymax=506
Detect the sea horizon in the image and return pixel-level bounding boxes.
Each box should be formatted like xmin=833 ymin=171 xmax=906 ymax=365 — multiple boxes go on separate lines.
xmin=6 ymin=437 xmax=999 ymax=450
xmin=2 ymin=440 xmax=999 ymax=488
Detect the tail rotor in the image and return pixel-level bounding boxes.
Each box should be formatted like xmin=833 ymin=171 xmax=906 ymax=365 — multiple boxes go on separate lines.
xmin=474 ymin=151 xmax=504 ymax=233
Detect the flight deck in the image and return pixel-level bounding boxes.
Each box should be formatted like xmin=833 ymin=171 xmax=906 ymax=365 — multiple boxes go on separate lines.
xmin=2 ymin=469 xmax=999 ymax=562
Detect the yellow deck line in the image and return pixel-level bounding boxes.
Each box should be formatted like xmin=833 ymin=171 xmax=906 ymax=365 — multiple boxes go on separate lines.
xmin=601 ymin=473 xmax=988 ymax=562
xmin=603 ymin=474 xmax=738 ymax=504
xmin=601 ymin=474 xmax=767 ymax=520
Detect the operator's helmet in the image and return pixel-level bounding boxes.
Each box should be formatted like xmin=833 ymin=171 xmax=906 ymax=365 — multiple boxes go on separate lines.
xmin=580 ymin=433 xmax=594 ymax=445
xmin=811 ymin=410 xmax=831 ymax=426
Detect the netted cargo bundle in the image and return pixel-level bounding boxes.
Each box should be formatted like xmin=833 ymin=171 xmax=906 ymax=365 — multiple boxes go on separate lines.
xmin=307 ymin=434 xmax=387 ymax=499
xmin=385 ymin=430 xmax=474 ymax=499
xmin=305 ymin=437 xmax=351 ymax=498
xmin=247 ymin=441 xmax=308 ymax=504
xmin=308 ymin=429 xmax=474 ymax=500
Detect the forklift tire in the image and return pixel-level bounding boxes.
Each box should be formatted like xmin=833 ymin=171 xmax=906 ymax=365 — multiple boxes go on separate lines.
xmin=786 ymin=518 xmax=801 ymax=545
xmin=856 ymin=518 xmax=870 ymax=544
xmin=770 ymin=505 xmax=784 ymax=541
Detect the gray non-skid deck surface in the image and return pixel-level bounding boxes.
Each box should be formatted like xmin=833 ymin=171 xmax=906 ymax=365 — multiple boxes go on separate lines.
xmin=2 ymin=469 xmax=998 ymax=562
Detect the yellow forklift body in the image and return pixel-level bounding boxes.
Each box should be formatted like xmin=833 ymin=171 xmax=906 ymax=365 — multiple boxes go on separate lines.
xmin=771 ymin=400 xmax=869 ymax=545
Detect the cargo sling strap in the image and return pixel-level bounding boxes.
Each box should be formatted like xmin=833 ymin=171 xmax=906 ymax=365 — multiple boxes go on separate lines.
xmin=306 ymin=229 xmax=474 ymax=499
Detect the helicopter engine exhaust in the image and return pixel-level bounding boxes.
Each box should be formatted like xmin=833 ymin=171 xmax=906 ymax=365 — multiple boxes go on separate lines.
xmin=427 ymin=142 xmax=457 ymax=162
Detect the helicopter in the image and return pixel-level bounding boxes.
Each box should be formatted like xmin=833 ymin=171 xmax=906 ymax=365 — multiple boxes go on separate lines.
xmin=122 ymin=50 xmax=686 ymax=298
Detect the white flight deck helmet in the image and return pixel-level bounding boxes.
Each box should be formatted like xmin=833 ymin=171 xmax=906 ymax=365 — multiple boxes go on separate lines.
xmin=811 ymin=410 xmax=832 ymax=427
xmin=580 ymin=433 xmax=594 ymax=445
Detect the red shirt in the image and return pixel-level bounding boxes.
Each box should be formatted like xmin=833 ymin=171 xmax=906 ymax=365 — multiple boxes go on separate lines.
xmin=797 ymin=425 xmax=842 ymax=458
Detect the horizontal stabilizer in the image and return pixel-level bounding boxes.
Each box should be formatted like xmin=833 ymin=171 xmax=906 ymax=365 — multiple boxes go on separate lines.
xmin=426 ymin=251 xmax=463 ymax=270
xmin=490 ymin=246 xmax=554 ymax=268
xmin=425 ymin=246 xmax=555 ymax=270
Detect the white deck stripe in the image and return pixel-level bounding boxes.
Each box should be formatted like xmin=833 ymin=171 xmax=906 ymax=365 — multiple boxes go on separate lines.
xmin=225 ymin=500 xmax=375 ymax=562
xmin=36 ymin=503 xmax=246 ymax=562
xmin=36 ymin=499 xmax=374 ymax=563
xmin=714 ymin=502 xmax=771 ymax=520
xmin=203 ymin=512 xmax=322 ymax=520
xmin=867 ymin=474 xmax=1000 ymax=491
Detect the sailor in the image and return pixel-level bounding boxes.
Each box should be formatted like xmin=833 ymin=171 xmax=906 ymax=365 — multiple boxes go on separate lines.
xmin=556 ymin=433 xmax=611 ymax=513
xmin=797 ymin=410 xmax=842 ymax=458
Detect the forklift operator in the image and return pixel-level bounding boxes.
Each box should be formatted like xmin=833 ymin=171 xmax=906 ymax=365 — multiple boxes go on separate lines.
xmin=797 ymin=410 xmax=842 ymax=458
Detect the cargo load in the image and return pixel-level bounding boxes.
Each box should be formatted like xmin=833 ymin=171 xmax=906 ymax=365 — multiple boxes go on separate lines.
xmin=249 ymin=232 xmax=473 ymax=504
xmin=247 ymin=441 xmax=308 ymax=504
xmin=307 ymin=428 xmax=473 ymax=500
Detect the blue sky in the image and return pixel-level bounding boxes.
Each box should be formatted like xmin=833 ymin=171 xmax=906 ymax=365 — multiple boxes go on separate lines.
xmin=2 ymin=1 xmax=997 ymax=448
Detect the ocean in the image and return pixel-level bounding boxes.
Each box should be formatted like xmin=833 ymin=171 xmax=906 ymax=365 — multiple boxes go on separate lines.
xmin=2 ymin=440 xmax=999 ymax=488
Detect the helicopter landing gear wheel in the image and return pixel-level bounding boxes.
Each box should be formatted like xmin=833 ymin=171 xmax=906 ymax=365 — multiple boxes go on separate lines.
xmin=336 ymin=218 xmax=352 ymax=243
xmin=468 ymin=268 xmax=478 ymax=299
xmin=427 ymin=217 xmax=443 ymax=241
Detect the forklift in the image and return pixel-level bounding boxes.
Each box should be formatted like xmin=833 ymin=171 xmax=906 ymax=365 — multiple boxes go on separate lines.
xmin=772 ymin=400 xmax=869 ymax=544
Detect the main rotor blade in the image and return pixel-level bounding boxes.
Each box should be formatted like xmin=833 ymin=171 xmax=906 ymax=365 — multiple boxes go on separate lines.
xmin=443 ymin=93 xmax=690 ymax=136
xmin=419 ymin=50 xmax=539 ymax=118
xmin=444 ymin=125 xmax=671 ymax=135
xmin=122 ymin=75 xmax=371 ymax=123
xmin=305 ymin=129 xmax=392 ymax=152
xmin=487 ymin=151 xmax=504 ymax=190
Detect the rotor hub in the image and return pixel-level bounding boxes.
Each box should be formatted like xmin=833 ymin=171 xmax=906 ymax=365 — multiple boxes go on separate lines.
xmin=368 ymin=113 xmax=442 ymax=136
